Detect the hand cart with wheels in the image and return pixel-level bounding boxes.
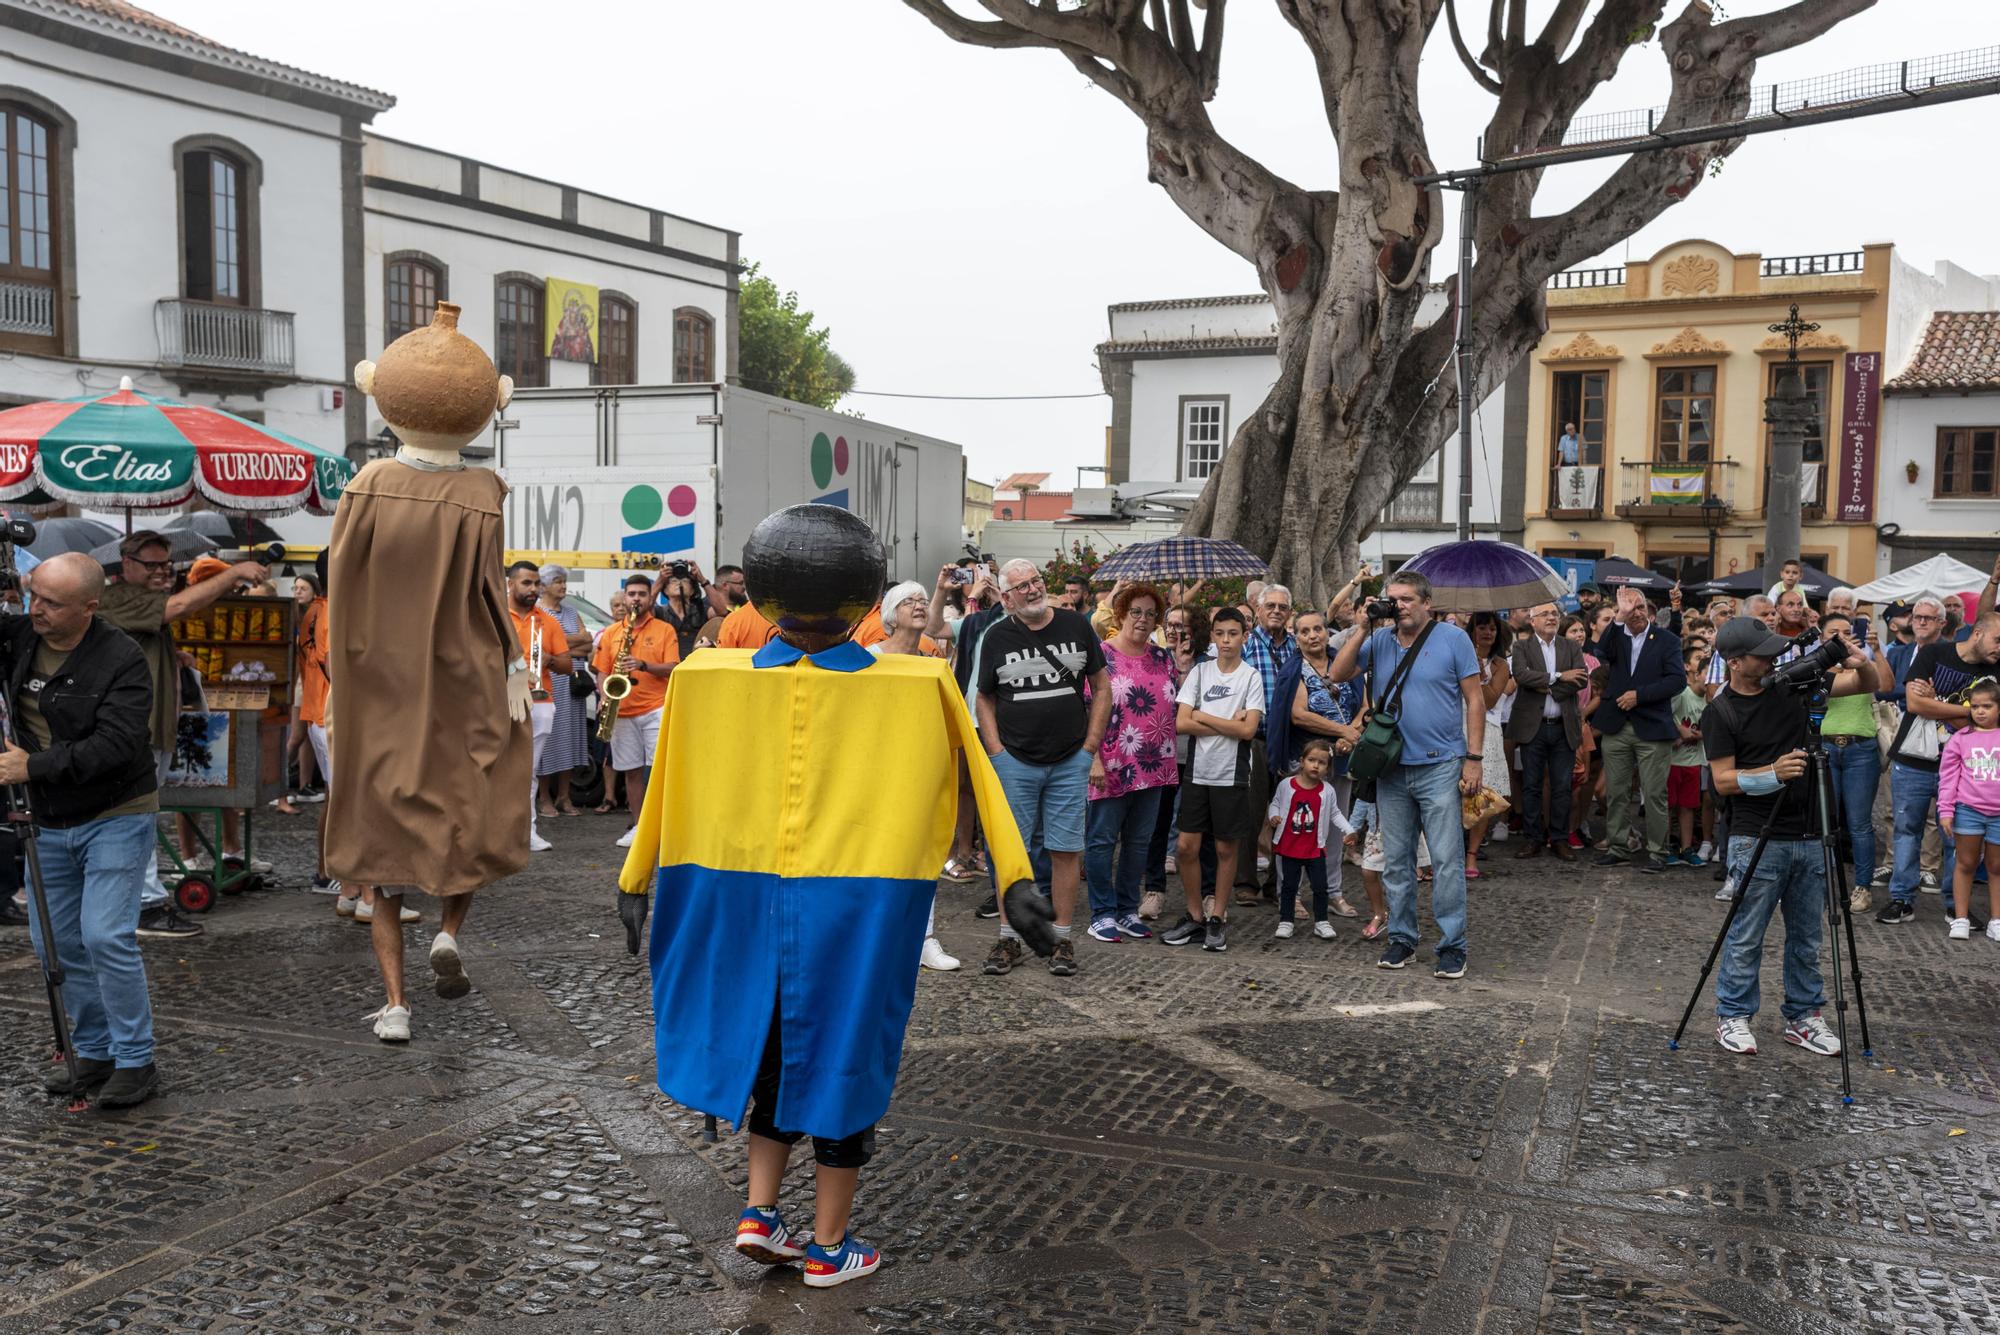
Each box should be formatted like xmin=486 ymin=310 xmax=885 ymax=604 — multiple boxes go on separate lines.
xmin=157 ymin=594 xmax=296 ymax=914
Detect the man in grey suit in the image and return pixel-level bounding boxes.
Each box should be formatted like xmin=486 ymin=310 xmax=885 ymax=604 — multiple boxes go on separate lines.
xmin=1507 ymin=601 xmax=1589 ymax=860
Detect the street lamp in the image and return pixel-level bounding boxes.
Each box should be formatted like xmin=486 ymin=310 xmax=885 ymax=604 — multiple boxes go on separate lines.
xmin=1701 ymin=493 xmax=1726 ymax=584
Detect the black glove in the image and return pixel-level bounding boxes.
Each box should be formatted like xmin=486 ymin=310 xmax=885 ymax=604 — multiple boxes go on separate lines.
xmin=1000 ymin=879 xmax=1057 ymax=957
xmin=618 ymin=892 xmax=649 ymax=957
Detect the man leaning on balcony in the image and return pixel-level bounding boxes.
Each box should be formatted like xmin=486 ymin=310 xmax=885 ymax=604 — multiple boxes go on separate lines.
xmin=1556 ymin=423 xmax=1581 ymax=467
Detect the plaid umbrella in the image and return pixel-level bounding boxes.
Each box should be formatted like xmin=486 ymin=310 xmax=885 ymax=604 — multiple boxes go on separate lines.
xmin=0 ymin=377 xmax=353 ymax=516
xmin=1088 ymin=536 xmax=1269 ymax=584
xmin=1401 ymin=540 xmax=1569 ymax=612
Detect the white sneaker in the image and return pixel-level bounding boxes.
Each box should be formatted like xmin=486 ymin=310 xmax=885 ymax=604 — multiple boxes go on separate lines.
xmin=353 ymin=901 xmax=421 ymax=925
xmin=1697 ymin=841 xmax=1713 ymax=863
xmin=1274 ymin=921 xmax=1294 ymax=939
xmin=430 ymin=931 xmax=471 ymax=999
xmin=309 ymin=876 xmax=343 ymax=896
xmin=333 ymin=894 xmax=359 ymax=918
xmin=1312 ymin=920 xmax=1337 ymax=940
xmin=1783 ymin=1010 xmax=1841 ymax=1056
xmin=1490 ymin=824 xmax=1509 ymax=843
xmin=616 ymin=827 xmax=637 ymax=848
xmin=1715 ymin=877 xmax=1737 ymax=902
xmin=1949 ymin=917 xmax=1972 ymax=940
xmin=529 ymin=833 xmax=553 ymax=853
xmin=1987 ymin=919 xmax=2000 ymax=943
xmin=920 ymin=937 xmax=961 ymax=971
xmin=368 ymin=1004 xmax=411 ymax=1043
xmin=1716 ymin=1015 xmax=1757 ymax=1055
xmin=1256 ymin=854 xmax=1272 ymax=873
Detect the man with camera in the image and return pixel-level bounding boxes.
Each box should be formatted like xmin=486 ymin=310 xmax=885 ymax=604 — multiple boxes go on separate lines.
xmin=1705 ymin=617 xmax=1877 ymax=1056
xmin=3 ymin=554 xmax=162 ymax=1106
xmin=1330 ymin=572 xmax=1483 ymax=979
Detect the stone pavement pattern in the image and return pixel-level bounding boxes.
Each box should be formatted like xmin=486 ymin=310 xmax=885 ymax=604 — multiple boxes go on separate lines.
xmin=3 ymin=816 xmax=1999 ymax=1333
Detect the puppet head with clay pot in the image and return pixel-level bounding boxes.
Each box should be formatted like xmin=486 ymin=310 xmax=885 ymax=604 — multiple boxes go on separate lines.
xmin=354 ymin=302 xmax=511 ymax=458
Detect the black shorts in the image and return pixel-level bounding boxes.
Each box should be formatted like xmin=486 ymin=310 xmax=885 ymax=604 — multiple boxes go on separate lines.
xmin=1178 ymin=782 xmax=1258 ymax=841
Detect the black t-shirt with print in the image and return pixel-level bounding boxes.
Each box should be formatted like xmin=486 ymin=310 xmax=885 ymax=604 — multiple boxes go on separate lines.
xmin=976 ymin=608 xmax=1106 ymax=765
xmin=1703 ymin=684 xmax=1811 ymax=840
xmin=1889 ymin=640 xmax=1997 ymax=772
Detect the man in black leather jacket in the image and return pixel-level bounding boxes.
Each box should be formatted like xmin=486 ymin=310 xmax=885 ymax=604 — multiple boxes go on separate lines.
xmin=2 ymin=553 xmax=160 ymax=1108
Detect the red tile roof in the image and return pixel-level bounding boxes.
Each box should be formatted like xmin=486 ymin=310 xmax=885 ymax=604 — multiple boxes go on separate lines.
xmin=998 ymin=472 xmax=1051 ymax=491
xmin=63 ymin=0 xmax=204 ymax=42
xmin=1886 ymin=311 xmax=2000 ymax=395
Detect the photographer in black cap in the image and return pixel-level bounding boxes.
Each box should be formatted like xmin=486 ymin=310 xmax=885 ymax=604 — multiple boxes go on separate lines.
xmin=1703 ymin=615 xmax=1878 ymax=1058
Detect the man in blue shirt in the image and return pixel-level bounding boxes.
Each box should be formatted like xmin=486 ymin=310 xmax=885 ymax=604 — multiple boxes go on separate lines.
xmin=1557 ymin=423 xmax=1581 ymax=467
xmin=1330 ymin=573 xmax=1484 ymax=979
xmin=1236 ymin=584 xmax=1300 ymax=902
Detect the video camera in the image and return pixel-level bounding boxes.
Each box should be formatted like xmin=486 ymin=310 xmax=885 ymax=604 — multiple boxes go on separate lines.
xmin=1766 ymin=626 xmax=1854 ymax=695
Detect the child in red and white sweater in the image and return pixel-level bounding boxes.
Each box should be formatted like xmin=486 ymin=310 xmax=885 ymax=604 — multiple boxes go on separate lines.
xmin=1937 ymin=679 xmax=2000 ymax=942
xmin=1260 ymin=739 xmax=1356 ymax=942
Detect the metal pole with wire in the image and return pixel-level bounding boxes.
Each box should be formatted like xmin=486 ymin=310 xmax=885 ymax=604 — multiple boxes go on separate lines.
xmin=1455 ymin=182 xmax=1479 ymax=542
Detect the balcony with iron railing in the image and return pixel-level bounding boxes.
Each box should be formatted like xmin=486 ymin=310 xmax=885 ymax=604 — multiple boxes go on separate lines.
xmin=155 ymin=299 xmax=296 ymax=378
xmin=0 ymin=278 xmax=57 ymax=342
xmin=1546 ymin=465 xmax=1605 ymax=520
xmin=1546 ymin=265 xmax=1626 ymax=290
xmin=1614 ymin=459 xmax=1739 ymax=522
xmin=1759 ymin=251 xmax=1863 ymax=278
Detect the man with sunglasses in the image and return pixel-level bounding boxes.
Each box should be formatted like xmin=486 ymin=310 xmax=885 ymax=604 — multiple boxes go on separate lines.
xmin=98 ymin=531 xmax=267 ymax=939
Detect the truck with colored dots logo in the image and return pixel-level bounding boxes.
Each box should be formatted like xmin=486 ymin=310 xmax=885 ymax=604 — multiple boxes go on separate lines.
xmin=485 ymin=384 xmax=966 ymax=608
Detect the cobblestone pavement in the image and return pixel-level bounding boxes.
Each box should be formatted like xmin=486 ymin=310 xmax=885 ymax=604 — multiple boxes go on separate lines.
xmin=4 ymin=815 xmax=2000 ymax=1333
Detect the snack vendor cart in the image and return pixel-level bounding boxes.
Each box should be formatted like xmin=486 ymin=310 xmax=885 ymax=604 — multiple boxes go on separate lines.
xmin=159 ymin=593 xmax=297 ymax=912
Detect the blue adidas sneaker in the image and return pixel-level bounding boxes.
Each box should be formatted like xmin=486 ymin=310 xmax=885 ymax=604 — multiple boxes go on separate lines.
xmin=734 ymin=1206 xmax=804 ymax=1265
xmin=802 ymin=1233 xmax=882 ymax=1288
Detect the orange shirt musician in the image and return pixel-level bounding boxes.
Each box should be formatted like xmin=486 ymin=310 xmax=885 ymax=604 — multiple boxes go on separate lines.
xmin=506 ymin=561 xmax=572 ymax=852
xmin=593 ymin=573 xmax=682 ymax=847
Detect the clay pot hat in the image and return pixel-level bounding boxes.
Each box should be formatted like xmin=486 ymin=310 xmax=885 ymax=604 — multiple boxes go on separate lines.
xmin=353 ymin=302 xmax=513 ymax=451
xmin=743 ymin=505 xmax=885 ymax=652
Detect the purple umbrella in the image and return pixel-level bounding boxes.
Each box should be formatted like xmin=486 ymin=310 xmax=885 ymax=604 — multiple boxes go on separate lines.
xmin=1401 ymin=540 xmax=1569 ymax=612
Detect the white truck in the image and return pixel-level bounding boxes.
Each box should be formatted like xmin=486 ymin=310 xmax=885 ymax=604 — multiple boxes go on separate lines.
xmin=487 ymin=385 xmax=967 ymax=607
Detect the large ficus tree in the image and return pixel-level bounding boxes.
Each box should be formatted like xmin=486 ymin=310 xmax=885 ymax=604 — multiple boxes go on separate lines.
xmin=906 ymin=0 xmax=1873 ymax=604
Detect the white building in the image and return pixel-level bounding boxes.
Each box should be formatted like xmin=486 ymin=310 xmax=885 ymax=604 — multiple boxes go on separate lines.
xmin=0 ymin=0 xmax=393 ymax=456
xmin=1095 ymin=292 xmax=1516 ymax=565
xmin=1878 ymin=308 xmax=2000 ymax=574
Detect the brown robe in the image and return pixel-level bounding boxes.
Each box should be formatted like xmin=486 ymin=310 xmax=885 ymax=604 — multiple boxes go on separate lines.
xmin=325 ymin=459 xmax=530 ymax=895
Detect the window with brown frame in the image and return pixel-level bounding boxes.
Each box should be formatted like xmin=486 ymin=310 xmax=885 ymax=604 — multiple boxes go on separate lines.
xmin=1551 ymin=369 xmax=1607 ymax=466
xmin=595 ymin=295 xmax=637 ymax=385
xmin=1936 ymin=426 xmax=1999 ymax=499
xmin=495 ymin=278 xmax=546 ymax=388
xmin=1655 ymin=365 xmax=1716 ymax=462
xmin=0 ymin=105 xmax=61 ymax=349
xmin=674 ymin=308 xmax=713 ymax=382
xmin=182 ymin=148 xmax=248 ymax=304
xmin=1766 ymin=360 xmax=1831 ymax=462
xmin=385 ymin=257 xmax=443 ymax=344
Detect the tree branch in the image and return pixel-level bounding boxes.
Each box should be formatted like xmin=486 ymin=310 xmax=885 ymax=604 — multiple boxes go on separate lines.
xmin=1445 ymin=0 xmax=1503 ymax=94
xmin=902 ymin=0 xmax=1045 ymax=49
xmin=1534 ymin=0 xmax=1593 ymax=58
xmin=1716 ymin=0 xmax=1876 ymax=53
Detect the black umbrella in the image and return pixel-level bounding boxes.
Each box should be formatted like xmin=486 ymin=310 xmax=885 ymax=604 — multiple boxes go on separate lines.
xmin=1690 ymin=559 xmax=1838 ymax=601
xmin=166 ymin=511 xmax=287 ymax=550
xmin=87 ymin=527 xmax=218 ymax=567
xmin=20 ymin=516 xmax=116 ymax=560
xmin=1590 ymin=556 xmax=1675 ymax=593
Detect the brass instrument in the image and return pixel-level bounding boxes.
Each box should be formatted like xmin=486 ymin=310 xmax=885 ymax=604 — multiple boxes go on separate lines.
xmin=595 ymin=612 xmax=637 ymax=741
xmin=528 ymin=617 xmax=549 ymax=702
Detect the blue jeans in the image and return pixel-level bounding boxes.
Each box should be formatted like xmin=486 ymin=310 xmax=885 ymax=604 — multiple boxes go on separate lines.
xmin=1715 ymin=835 xmax=1825 ymax=1022
xmin=1085 ymin=787 xmax=1164 ymax=921
xmin=1824 ymin=738 xmax=1881 ymax=889
xmin=24 ymin=813 xmax=157 ymax=1067
xmin=1889 ymin=762 xmax=1952 ymax=905
xmin=1377 ymin=757 xmax=1468 ymax=957
xmin=990 ymin=747 xmax=1092 ymax=894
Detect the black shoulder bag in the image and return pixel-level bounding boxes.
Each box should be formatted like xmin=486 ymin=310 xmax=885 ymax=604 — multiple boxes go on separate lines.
xmin=1345 ymin=621 xmax=1438 ymax=785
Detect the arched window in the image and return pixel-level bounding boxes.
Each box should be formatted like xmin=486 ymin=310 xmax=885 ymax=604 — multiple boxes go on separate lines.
xmin=673 ymin=307 xmax=714 ymax=383
xmin=180 ymin=144 xmax=257 ymax=304
xmin=384 ymin=253 xmax=446 ymax=344
xmin=1 ymin=102 xmax=64 ymax=351
xmin=495 ymin=275 xmax=546 ymax=388
xmin=594 ymin=293 xmax=637 ymax=385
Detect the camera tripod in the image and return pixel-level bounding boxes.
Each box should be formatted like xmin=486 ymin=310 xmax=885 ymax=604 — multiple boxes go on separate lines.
xmin=1671 ymin=694 xmax=1873 ymax=1104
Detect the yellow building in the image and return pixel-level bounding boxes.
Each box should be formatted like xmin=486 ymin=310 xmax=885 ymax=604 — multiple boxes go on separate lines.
xmin=963 ymin=476 xmax=995 ymax=547
xmin=1525 ymin=239 xmax=1897 ymax=586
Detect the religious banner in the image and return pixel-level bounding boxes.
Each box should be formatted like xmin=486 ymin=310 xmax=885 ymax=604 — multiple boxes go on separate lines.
xmin=1552 ymin=465 xmax=1600 ymax=511
xmin=1837 ymin=351 xmax=1880 ymax=522
xmin=1649 ymin=464 xmax=1706 ymax=504
xmin=544 ymin=278 xmax=600 ymax=363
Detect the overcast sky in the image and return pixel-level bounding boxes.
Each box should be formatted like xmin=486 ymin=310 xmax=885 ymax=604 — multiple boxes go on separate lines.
xmin=167 ymin=0 xmax=2000 ymax=486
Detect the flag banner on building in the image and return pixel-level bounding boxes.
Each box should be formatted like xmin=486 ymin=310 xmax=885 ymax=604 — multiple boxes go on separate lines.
xmin=1800 ymin=462 xmax=1822 ymax=505
xmin=1553 ymin=465 xmax=1599 ymax=511
xmin=544 ymin=278 xmax=600 ymax=363
xmin=1649 ymin=464 xmax=1706 ymax=505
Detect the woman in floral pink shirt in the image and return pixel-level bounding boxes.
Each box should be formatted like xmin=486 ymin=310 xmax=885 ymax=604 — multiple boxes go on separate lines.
xmin=1084 ymin=583 xmax=1179 ymax=944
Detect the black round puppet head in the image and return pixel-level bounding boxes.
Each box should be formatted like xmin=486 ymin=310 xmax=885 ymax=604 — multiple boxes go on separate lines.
xmin=743 ymin=504 xmax=885 ymax=652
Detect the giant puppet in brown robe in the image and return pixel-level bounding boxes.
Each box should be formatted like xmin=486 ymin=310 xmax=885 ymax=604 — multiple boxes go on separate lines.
xmin=325 ymin=303 xmax=533 ymax=895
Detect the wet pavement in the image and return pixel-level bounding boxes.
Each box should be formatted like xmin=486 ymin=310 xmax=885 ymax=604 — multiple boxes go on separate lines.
xmin=3 ymin=815 xmax=1999 ymax=1333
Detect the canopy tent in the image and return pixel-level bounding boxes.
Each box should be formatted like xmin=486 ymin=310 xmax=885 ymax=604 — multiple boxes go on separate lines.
xmin=1587 ymin=556 xmax=1675 ymax=593
xmin=1690 ymin=559 xmax=1838 ymax=601
xmin=1847 ymin=553 xmax=1989 ymax=607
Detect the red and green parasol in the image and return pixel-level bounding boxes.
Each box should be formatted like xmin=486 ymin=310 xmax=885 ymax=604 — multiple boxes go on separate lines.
xmin=0 ymin=377 xmax=354 ymax=516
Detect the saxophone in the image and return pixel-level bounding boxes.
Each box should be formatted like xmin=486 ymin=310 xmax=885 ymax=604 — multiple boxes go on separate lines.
xmin=595 ymin=611 xmax=637 ymax=741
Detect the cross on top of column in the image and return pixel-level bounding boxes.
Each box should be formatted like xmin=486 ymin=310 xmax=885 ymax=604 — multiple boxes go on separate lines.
xmin=1767 ymin=302 xmax=1821 ymax=365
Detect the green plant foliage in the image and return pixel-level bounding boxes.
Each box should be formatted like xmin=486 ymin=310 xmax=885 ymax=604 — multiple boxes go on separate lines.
xmin=738 ymin=262 xmax=858 ymax=409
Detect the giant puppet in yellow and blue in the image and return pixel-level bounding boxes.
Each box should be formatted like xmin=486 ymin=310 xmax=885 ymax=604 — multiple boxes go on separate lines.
xmin=616 ymin=504 xmax=1051 ymax=1141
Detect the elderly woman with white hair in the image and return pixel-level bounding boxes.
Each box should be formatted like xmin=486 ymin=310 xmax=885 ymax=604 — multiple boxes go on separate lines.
xmin=870 ymin=579 xmax=959 ymax=970
xmin=536 ymin=564 xmax=595 ymax=818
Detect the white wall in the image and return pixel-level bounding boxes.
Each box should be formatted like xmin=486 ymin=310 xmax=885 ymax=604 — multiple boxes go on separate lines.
xmin=1127 ymin=354 xmax=1278 ymax=481
xmin=1876 ymin=391 xmax=2000 ymax=571
xmin=1885 ymin=252 xmax=2000 ymax=378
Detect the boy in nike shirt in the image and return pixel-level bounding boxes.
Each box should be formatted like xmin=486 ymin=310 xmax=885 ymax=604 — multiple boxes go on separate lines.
xmin=1166 ymin=607 xmax=1263 ymax=952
